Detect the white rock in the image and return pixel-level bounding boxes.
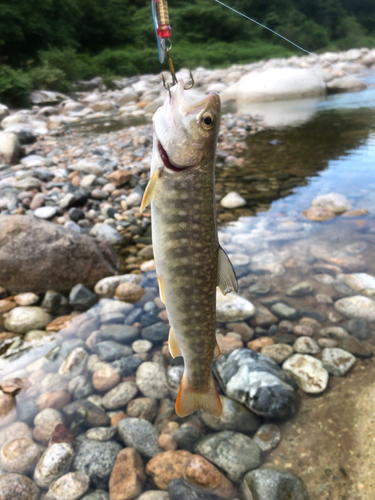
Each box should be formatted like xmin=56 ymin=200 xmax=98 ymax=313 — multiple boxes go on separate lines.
xmin=136 ymin=362 xmax=169 ymax=399
xmin=220 ymin=192 xmax=246 ymax=209
xmin=216 ymin=291 xmax=255 ymax=322
xmin=31 ymin=90 xmax=69 ymax=104
xmin=117 ymin=89 xmax=139 ymax=106
xmin=327 ymin=76 xmax=367 ymax=93
xmin=80 ymin=174 xmax=97 ymax=188
xmin=34 ymin=443 xmax=75 ymax=488
xmin=0 ymin=104 xmax=9 ymax=121
xmin=321 ymin=348 xmax=356 ymax=376
xmin=339 ymin=273 xmax=375 ymax=297
xmin=334 ymin=296 xmax=375 ymax=322
xmin=0 ymin=132 xmax=21 ymax=165
xmin=95 ymin=274 xmax=142 ymax=298
xmin=282 ymin=354 xmax=329 ymax=394
xmin=310 ymin=193 xmax=352 ymax=214
xmin=220 ymin=68 xmax=326 ymax=103
xmin=89 ymin=223 xmax=124 ymax=245
xmin=4 ymin=306 xmax=52 ymax=334
xmin=21 ymin=155 xmax=45 ymax=168
xmin=71 ymin=161 xmax=103 ymax=176
xmin=293 ymin=336 xmax=320 ymax=355
xmin=125 ymin=192 xmax=142 ymax=208
xmin=34 ymin=206 xmax=57 ymax=220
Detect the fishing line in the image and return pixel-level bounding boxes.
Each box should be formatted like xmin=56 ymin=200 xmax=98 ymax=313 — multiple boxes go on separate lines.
xmin=213 ymin=0 xmax=366 ymax=84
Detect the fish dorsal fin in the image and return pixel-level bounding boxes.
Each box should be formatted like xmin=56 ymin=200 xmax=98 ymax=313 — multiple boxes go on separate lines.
xmin=140 ymin=168 xmax=161 ymax=213
xmin=169 ymin=327 xmax=181 ymax=358
xmin=217 ymin=246 xmax=238 ymax=295
xmin=157 ymin=274 xmax=165 ymax=304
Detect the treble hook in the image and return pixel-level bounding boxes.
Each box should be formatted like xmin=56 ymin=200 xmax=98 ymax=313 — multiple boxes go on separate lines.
xmin=162 ymin=43 xmax=194 ymax=94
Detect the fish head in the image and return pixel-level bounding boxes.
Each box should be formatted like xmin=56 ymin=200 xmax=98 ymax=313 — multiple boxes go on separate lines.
xmin=153 ymin=79 xmax=221 ymax=170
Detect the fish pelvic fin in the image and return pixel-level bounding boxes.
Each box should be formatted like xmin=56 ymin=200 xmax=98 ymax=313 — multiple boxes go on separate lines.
xmin=217 ymin=246 xmax=238 ymax=295
xmin=175 ymin=373 xmax=222 ymax=418
xmin=157 ymin=274 xmax=165 ymax=304
xmin=140 ymin=168 xmax=161 ymax=213
xmin=169 ymin=327 xmax=181 ymax=358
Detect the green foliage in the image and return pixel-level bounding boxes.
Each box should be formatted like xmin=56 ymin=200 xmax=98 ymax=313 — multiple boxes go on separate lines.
xmin=0 ymin=66 xmax=31 ymax=107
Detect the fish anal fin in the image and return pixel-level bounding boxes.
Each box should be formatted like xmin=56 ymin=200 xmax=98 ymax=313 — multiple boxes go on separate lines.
xmin=169 ymin=327 xmax=181 ymax=358
xmin=157 ymin=274 xmax=165 ymax=304
xmin=217 ymin=246 xmax=238 ymax=295
xmin=213 ymin=343 xmax=221 ymax=360
xmin=175 ymin=373 xmax=222 ymax=418
xmin=140 ymin=168 xmax=161 ymax=213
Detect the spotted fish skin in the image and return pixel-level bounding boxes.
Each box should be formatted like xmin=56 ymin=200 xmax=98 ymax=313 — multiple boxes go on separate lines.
xmin=141 ymin=80 xmax=237 ymax=417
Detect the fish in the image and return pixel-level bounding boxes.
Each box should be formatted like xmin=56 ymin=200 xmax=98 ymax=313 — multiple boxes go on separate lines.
xmin=141 ymin=79 xmax=238 ymax=418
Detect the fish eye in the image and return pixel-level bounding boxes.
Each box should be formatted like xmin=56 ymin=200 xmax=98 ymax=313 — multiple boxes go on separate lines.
xmin=201 ymin=112 xmax=215 ymax=130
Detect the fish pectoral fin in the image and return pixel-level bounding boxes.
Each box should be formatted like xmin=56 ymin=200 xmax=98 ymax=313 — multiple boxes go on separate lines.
xmin=176 ymin=373 xmax=222 ymax=418
xmin=213 ymin=343 xmax=221 ymax=360
xmin=217 ymin=246 xmax=238 ymax=295
xmin=140 ymin=168 xmax=161 ymax=213
xmin=169 ymin=327 xmax=181 ymax=358
xmin=157 ymin=274 xmax=165 ymax=304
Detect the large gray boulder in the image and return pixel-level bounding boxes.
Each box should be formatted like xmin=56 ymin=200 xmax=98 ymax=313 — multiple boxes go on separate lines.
xmin=0 ymin=215 xmax=117 ymax=293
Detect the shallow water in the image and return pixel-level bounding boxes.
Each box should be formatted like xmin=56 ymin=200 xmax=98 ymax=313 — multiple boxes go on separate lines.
xmin=1 ymin=75 xmax=375 ymax=498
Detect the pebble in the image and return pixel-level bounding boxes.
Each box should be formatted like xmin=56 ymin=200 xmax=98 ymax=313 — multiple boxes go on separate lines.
xmin=196 ymin=431 xmax=261 ymax=482
xmin=94 ymin=275 xmax=142 ymax=298
xmin=347 ymin=318 xmax=373 ymax=340
xmin=319 ymin=326 xmax=349 ymax=340
xmin=0 ymin=422 xmax=33 ymax=448
xmin=118 ymin=418 xmax=163 ymax=458
xmin=310 ymin=192 xmax=352 ymax=213
xmin=33 ymin=443 xmax=75 ymax=488
xmin=126 ymin=397 xmax=158 ymax=422
xmin=86 ymin=427 xmax=117 ymax=441
xmin=293 ymin=336 xmax=320 ymax=354
xmin=338 ymin=336 xmax=373 ymax=358
xmin=183 ymin=454 xmax=235 ymax=500
xmin=220 ymin=191 xmax=246 ymax=208
xmin=0 ymin=391 xmax=16 ymax=426
xmin=141 ymin=322 xmax=169 ymax=341
xmin=216 ymin=291 xmax=255 ymax=322
xmin=253 ymin=423 xmax=281 ymax=452
xmin=261 ymin=343 xmax=294 ymax=364
xmin=283 ymin=354 xmax=329 ymax=394
xmin=168 ymin=478 xmax=224 ymax=500
xmin=59 ymin=347 xmax=88 ymax=379
xmin=159 ymin=422 xmax=179 ymax=451
xmin=286 ymin=281 xmax=313 ymax=296
xmin=137 ymin=492 xmax=169 ymax=500
xmin=339 ymin=273 xmax=375 ymax=296
xmin=4 ymin=306 xmax=52 ymax=334
xmin=95 ymin=341 xmax=132 ymax=362
xmin=100 ymin=324 xmax=139 ymax=343
xmin=201 ymin=395 xmax=260 ymax=434
xmin=146 ymin=450 xmax=192 ymax=490
xmin=109 ymin=448 xmax=145 ymax=500
xmin=92 ymin=364 xmax=121 ymax=392
xmin=73 ymin=439 xmax=122 ymax=488
xmin=318 ymin=338 xmax=338 ymax=348
xmin=173 ymin=425 xmax=201 ymax=453
xmin=136 ymin=362 xmax=169 ymax=399
xmin=0 ymin=473 xmax=40 ymax=500
xmin=45 ymin=471 xmax=90 ymax=500
xmin=102 ymin=381 xmax=138 ymax=410
xmin=293 ymin=324 xmax=314 ymax=337
xmin=270 ymin=302 xmax=298 ymax=320
xmin=81 ymin=491 xmax=109 ymax=500
xmin=321 ymin=347 xmax=356 ymax=376
xmin=334 ymin=295 xmax=375 ymax=322
xmin=241 ymin=468 xmax=309 ymax=500
xmin=114 ymin=282 xmax=145 ymax=303
xmin=14 ymin=292 xmax=39 ymax=306
xmin=247 ymin=337 xmax=274 ymax=351
xmin=1 ymin=438 xmax=41 ymax=474
xmin=36 ymin=390 xmax=71 ymax=411
xmin=252 ymin=305 xmax=278 ymax=327
xmin=217 ymin=332 xmax=243 ymax=354
xmin=89 ymin=223 xmax=124 ymax=245
xmin=34 ymin=206 xmax=58 ymax=219
xmin=132 ymin=339 xmax=152 ymax=353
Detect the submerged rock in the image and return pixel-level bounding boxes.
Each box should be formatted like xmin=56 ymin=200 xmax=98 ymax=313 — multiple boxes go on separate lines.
xmin=283 ymin=354 xmax=329 ymax=394
xmin=241 ymin=468 xmax=309 ymax=500
xmin=214 ymin=348 xmax=297 ymax=420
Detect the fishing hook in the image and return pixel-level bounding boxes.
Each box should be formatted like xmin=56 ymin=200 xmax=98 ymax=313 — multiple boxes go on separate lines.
xmin=162 ymin=47 xmax=195 ymax=93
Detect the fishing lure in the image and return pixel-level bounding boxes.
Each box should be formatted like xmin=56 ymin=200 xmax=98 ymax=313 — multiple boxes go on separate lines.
xmin=151 ymin=0 xmax=172 ymax=64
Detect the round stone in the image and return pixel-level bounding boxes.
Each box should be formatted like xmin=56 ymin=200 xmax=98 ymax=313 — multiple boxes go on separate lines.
xmin=260 ymin=343 xmax=294 ymax=364
xmin=114 ymin=282 xmax=145 ymax=303
xmin=0 ymin=473 xmax=40 ymax=500
xmin=4 ymin=306 xmax=52 ymax=334
xmin=33 ymin=443 xmax=75 ymax=488
xmin=282 ymin=354 xmax=329 ymax=394
xmin=92 ymin=365 xmax=121 ymax=392
xmin=102 ymin=381 xmax=138 ymax=410
xmin=253 ymin=424 xmax=281 ymax=452
xmin=145 ymin=450 xmax=192 ymax=490
xmin=321 ymin=347 xmax=356 ymax=376
xmin=1 ymin=438 xmax=41 ymax=474
xmin=86 ymin=427 xmax=117 ymax=442
xmin=334 ymin=296 xmax=375 ymax=322
xmin=45 ymin=471 xmax=90 ymax=500
xmin=220 ymin=192 xmax=246 ymax=209
xmin=34 ymin=206 xmax=57 ymax=219
xmin=216 ymin=291 xmax=255 ymax=322
xmin=136 ymin=362 xmax=169 ymax=399
xmin=132 ymin=340 xmax=152 ymax=353
xmin=293 ymin=336 xmax=320 ymax=355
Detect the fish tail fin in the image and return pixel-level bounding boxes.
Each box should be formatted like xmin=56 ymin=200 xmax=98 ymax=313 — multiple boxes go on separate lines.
xmin=175 ymin=373 xmax=222 ymax=418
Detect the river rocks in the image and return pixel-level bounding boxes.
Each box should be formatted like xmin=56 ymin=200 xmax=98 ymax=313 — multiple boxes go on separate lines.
xmin=114 ymin=282 xmax=145 ymax=303
xmin=141 ymin=323 xmax=169 ymax=341
xmin=253 ymin=424 xmax=281 ymax=452
xmin=102 ymin=381 xmax=138 ymax=410
xmin=90 ymin=223 xmax=124 ymax=245
xmin=261 ymin=343 xmax=294 ymax=364
xmin=338 ymin=336 xmax=373 ymax=358
xmin=201 ymin=396 xmax=260 ymax=434
xmin=321 ymin=347 xmax=356 ymax=376
xmin=34 ymin=442 xmax=75 ymax=488
xmin=0 ymin=473 xmax=40 ymax=500
xmin=59 ymin=347 xmax=88 ymax=378
xmin=136 ymin=362 xmax=169 ymax=399
xmin=215 ymin=348 xmax=297 ymax=420
xmin=109 ymin=448 xmax=145 ymax=500
xmin=95 ymin=341 xmax=132 ymax=362
xmin=92 ymin=365 xmax=121 ymax=392
xmin=0 ymin=131 xmax=21 ymax=165
xmin=270 ymin=302 xmax=298 ymax=320
xmin=62 ymin=399 xmax=110 ymax=427
xmin=283 ymin=354 xmax=329 ymax=394
xmin=0 ymin=391 xmax=16 ymax=426
xmin=293 ymin=336 xmax=320 ymax=355
xmin=216 ymin=291 xmax=255 ymax=322
xmin=339 ymin=273 xmax=375 ymax=296
xmin=196 ymin=431 xmax=261 ymax=482
xmin=311 ymin=193 xmax=352 ymax=214
xmin=146 ymin=450 xmax=192 ymax=489
xmin=327 ymin=76 xmax=367 ymax=93
xmin=334 ymin=295 xmax=375 ymax=322
xmin=45 ymin=471 xmax=90 ymax=500
xmin=118 ymin=418 xmax=162 ymax=458
xmin=4 ymin=306 xmax=52 ymax=334
xmin=168 ymin=478 xmax=225 ymax=500
xmin=86 ymin=427 xmax=117 ymax=442
xmin=0 ymin=216 xmax=117 ymax=293
xmin=73 ymin=438 xmax=122 ymax=488
xmin=183 ymin=454 xmax=235 ymax=500
xmin=94 ymin=274 xmax=142 ymax=298
xmin=1 ymin=438 xmax=41 ymax=474
xmin=127 ymin=397 xmax=157 ymax=422
xmin=286 ymin=281 xmax=313 ymax=296
xmin=220 ymin=192 xmax=246 ymax=208
xmin=221 ymin=68 xmax=326 ymax=103
xmin=241 ymin=468 xmax=309 ymax=500
xmin=347 ymin=318 xmax=373 ymax=340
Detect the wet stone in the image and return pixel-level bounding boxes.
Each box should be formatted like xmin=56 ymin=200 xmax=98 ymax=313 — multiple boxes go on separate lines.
xmin=271 ymin=302 xmax=298 ymax=320
xmin=81 ymin=491 xmax=109 ymax=500
xmin=1 ymin=438 xmax=41 ymax=474
xmin=283 ymin=354 xmax=329 ymax=394
xmin=118 ymin=417 xmax=162 ymax=458
xmin=102 ymin=381 xmax=138 ymax=410
xmin=68 ymin=375 xmax=93 ymax=399
xmin=216 ymin=291 xmax=255 ymax=322
xmin=334 ymin=295 xmax=375 ymax=322
xmin=141 ymin=322 xmax=169 ymax=342
xmin=62 ymin=399 xmax=110 ymax=427
xmin=33 ymin=442 xmax=75 ymax=488
xmin=241 ymin=468 xmax=309 ymax=500
xmin=319 ymin=326 xmax=349 ymax=340
xmin=45 ymin=471 xmax=90 ymax=500
xmin=59 ymin=347 xmax=88 ymax=379
xmin=4 ymin=306 xmax=52 ymax=334
xmin=92 ymin=364 xmax=121 ymax=392
xmin=136 ymin=361 xmax=169 ymax=399
xmin=347 ymin=318 xmax=373 ymax=340
xmin=338 ymin=336 xmax=373 ymax=358
xmin=168 ymin=478 xmax=225 ymax=500
xmin=111 ymin=355 xmax=143 ymax=377
xmin=286 ymin=281 xmax=313 ymax=296
xmin=253 ymin=424 xmax=281 ymax=452
xmin=293 ymin=324 xmax=314 ymax=337
xmin=0 ymin=473 xmax=40 ymax=500
xmin=293 ymin=336 xmax=320 ymax=355
xmin=321 ymin=347 xmax=356 ymax=376
xmin=95 ymin=341 xmax=132 ymax=362
xmin=126 ymin=397 xmax=158 ymax=422
xmin=195 ymin=431 xmax=261 ymax=482
xmin=109 ymin=447 xmax=145 ymax=500
xmin=214 ymin=348 xmax=297 ymax=420
xmin=261 ymin=343 xmax=294 ymax=364
xmin=69 ymin=284 xmax=97 ymax=310
xmin=86 ymin=427 xmax=117 ymax=442
xmin=173 ymin=425 xmax=202 ymax=453
xmin=73 ymin=438 xmax=122 ymax=489
xmin=201 ymin=395 xmax=260 ymax=434
xmin=318 ymin=338 xmax=338 ymax=348
xmin=146 ymin=450 xmax=192 ymax=490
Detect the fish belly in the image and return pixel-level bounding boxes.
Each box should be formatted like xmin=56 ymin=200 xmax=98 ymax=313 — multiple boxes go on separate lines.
xmin=151 ymin=165 xmax=218 ymax=392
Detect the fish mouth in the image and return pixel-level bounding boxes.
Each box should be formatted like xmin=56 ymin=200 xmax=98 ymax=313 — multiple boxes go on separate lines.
xmin=157 ymin=139 xmax=190 ymax=172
